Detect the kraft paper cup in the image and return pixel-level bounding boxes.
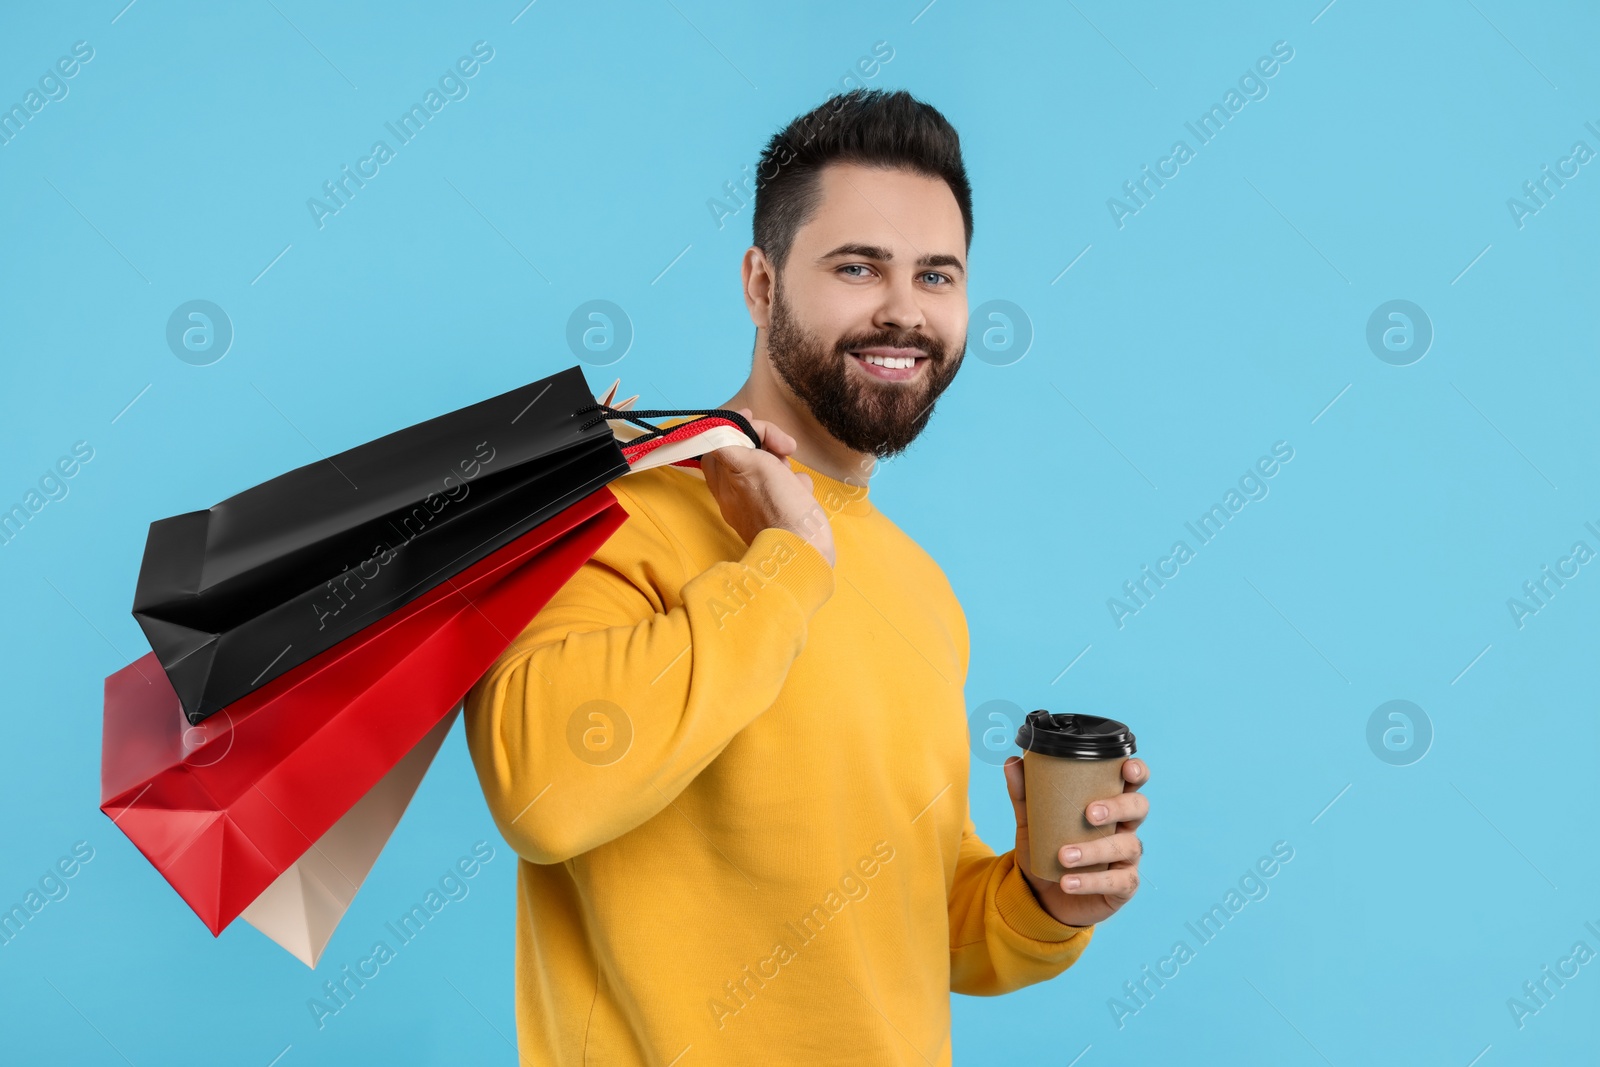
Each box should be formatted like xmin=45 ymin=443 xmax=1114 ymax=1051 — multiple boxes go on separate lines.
xmin=1015 ymin=710 xmax=1137 ymax=883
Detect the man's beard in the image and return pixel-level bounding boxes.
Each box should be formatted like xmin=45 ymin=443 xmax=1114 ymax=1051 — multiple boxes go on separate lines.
xmin=765 ymin=285 xmax=964 ymax=460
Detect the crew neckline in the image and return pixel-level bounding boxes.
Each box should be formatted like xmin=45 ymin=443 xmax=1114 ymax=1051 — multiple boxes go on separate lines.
xmin=787 ymin=454 xmax=874 ymax=518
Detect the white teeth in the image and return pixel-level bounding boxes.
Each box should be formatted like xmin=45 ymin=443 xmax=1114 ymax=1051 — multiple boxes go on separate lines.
xmin=856 ymin=353 xmax=917 ymax=370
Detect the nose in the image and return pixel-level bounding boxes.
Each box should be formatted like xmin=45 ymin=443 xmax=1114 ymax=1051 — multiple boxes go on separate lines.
xmin=872 ymin=272 xmax=926 ymax=336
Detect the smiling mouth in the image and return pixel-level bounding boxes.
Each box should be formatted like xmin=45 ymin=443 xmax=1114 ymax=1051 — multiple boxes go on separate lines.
xmin=847 ymin=350 xmax=929 ymax=381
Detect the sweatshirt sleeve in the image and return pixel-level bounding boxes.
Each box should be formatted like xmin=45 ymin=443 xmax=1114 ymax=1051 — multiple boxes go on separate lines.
xmin=463 ymin=484 xmax=836 ymax=865
xmin=948 ymin=810 xmax=1094 ymax=996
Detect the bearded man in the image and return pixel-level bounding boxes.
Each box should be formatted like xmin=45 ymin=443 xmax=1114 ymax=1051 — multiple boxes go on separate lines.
xmin=464 ymin=87 xmax=1150 ymax=1066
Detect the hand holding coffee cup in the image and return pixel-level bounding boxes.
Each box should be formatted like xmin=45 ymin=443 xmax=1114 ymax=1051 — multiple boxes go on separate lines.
xmin=1002 ymin=710 xmax=1148 ymax=928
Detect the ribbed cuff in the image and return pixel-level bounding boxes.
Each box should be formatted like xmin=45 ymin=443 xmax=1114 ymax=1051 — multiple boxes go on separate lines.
xmin=995 ymin=861 xmax=1094 ymax=943
xmin=744 ymin=527 xmax=835 ymax=618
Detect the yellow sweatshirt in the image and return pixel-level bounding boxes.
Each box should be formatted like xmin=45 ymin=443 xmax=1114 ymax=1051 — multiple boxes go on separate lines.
xmin=464 ymin=451 xmax=1093 ymax=1066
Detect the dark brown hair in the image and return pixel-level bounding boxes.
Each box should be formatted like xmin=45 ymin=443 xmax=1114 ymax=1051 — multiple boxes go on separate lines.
xmin=751 ymin=89 xmax=972 ymax=274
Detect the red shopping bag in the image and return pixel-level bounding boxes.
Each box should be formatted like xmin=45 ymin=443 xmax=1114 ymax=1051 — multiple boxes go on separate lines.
xmin=100 ymin=487 xmax=626 ymax=936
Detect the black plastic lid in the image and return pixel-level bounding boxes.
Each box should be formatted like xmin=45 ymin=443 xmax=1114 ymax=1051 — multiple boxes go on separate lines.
xmin=1014 ymin=709 xmax=1136 ymax=759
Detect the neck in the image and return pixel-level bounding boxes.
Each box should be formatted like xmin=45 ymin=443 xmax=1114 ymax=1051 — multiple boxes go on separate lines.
xmin=721 ymin=355 xmax=876 ymax=488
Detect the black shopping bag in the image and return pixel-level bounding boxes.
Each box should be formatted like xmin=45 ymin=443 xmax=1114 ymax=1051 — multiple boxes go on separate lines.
xmin=133 ymin=366 xmax=648 ymax=723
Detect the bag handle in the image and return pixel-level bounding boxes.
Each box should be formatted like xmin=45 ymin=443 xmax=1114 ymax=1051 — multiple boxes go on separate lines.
xmin=576 ymin=403 xmax=762 ymax=451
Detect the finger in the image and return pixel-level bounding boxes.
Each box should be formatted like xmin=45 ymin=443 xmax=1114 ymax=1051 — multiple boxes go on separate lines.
xmin=1085 ymin=791 xmax=1149 ymax=830
xmin=1059 ymin=864 xmax=1141 ymax=901
xmin=1122 ymin=758 xmax=1149 ymax=791
xmin=736 ymin=411 xmax=795 ymax=457
xmin=1003 ymin=756 xmax=1028 ymax=829
xmin=708 ymin=440 xmax=784 ymax=477
xmin=1058 ymin=830 xmax=1142 ymax=870
xmin=732 ymin=409 xmax=770 ymax=448
xmin=759 ymin=423 xmax=796 ymax=458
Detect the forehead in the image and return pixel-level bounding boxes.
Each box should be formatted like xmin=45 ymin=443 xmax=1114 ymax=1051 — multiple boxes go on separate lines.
xmin=794 ymin=161 xmax=965 ymax=260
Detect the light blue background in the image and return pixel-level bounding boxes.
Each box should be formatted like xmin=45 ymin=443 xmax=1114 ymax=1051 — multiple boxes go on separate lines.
xmin=2 ymin=1 xmax=1597 ymax=1063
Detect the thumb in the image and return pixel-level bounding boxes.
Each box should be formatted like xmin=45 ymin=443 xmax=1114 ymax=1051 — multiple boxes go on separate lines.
xmin=1003 ymin=756 xmax=1028 ymax=829
xmin=709 ymin=441 xmax=766 ymax=477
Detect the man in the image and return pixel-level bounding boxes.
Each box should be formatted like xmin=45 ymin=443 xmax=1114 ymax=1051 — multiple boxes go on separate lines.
xmin=464 ymin=88 xmax=1150 ymax=1065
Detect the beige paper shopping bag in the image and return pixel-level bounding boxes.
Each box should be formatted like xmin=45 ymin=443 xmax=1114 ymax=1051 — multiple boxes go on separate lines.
xmin=239 ymin=706 xmax=459 ymax=967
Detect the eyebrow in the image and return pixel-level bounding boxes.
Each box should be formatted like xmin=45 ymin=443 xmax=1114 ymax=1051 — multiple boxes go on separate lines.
xmin=816 ymin=242 xmax=966 ymax=278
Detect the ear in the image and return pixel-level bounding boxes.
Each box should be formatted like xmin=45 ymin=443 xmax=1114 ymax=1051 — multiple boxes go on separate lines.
xmin=742 ymin=246 xmax=776 ymax=329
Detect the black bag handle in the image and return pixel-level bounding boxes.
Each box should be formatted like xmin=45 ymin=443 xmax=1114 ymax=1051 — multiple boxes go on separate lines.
xmin=575 ymin=403 xmax=762 ymax=450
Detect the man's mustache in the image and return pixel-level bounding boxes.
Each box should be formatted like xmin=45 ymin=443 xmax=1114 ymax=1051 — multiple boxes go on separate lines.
xmin=836 ymin=336 xmax=946 ymax=360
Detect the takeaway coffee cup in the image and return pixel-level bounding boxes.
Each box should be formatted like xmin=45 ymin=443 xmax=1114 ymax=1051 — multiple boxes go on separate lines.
xmin=1015 ymin=710 xmax=1137 ymax=883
